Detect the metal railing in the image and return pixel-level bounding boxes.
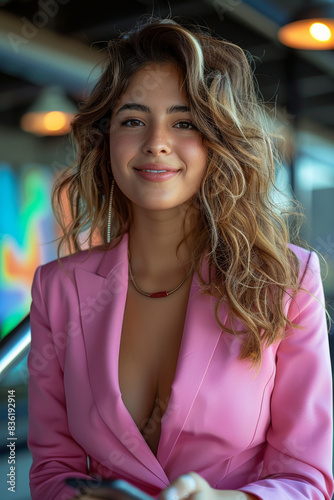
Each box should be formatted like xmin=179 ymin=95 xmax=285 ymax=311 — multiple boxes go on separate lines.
xmin=0 ymin=315 xmax=31 ymax=382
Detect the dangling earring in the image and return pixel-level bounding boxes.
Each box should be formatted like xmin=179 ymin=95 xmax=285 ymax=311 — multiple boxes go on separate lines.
xmin=107 ymin=180 xmax=115 ymax=244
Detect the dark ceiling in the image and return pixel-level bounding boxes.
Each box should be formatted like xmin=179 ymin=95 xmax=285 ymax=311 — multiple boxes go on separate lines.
xmin=0 ymin=0 xmax=334 ymax=132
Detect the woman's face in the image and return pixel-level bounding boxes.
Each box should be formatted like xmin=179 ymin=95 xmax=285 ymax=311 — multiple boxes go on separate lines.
xmin=109 ymin=63 xmax=208 ymax=213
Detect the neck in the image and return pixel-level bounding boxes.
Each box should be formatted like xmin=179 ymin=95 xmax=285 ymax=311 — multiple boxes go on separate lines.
xmin=128 ymin=204 xmax=196 ymax=281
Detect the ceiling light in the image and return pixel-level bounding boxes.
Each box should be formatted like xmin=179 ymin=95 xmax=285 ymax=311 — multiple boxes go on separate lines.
xmin=20 ymin=86 xmax=77 ymax=136
xmin=278 ymin=2 xmax=334 ymax=50
xmin=309 ymin=22 xmax=332 ymax=41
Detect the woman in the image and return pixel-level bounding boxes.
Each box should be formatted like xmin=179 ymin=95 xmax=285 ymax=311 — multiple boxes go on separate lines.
xmin=28 ymin=17 xmax=334 ymax=500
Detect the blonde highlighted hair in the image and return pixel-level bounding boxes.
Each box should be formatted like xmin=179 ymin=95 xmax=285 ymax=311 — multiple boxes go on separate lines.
xmin=52 ymin=17 xmax=304 ymax=366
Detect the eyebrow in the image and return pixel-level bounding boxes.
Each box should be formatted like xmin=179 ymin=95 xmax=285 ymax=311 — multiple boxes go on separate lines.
xmin=115 ymin=103 xmax=191 ymax=115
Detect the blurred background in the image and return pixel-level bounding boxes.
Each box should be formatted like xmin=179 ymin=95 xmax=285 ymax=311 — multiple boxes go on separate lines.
xmin=0 ymin=0 xmax=333 ymax=498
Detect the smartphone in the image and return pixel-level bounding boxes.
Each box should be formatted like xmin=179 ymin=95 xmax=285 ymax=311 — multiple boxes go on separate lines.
xmin=66 ymin=477 xmax=155 ymax=500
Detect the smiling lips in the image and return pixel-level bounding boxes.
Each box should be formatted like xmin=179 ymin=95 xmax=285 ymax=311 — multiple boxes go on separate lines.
xmin=134 ymin=163 xmax=181 ymax=182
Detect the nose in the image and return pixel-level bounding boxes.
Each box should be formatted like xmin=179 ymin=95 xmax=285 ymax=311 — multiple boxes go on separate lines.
xmin=142 ymin=124 xmax=172 ymax=156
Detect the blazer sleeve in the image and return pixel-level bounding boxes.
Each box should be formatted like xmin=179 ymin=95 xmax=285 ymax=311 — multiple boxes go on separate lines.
xmin=28 ymin=265 xmax=93 ymax=500
xmin=237 ymin=251 xmax=334 ymax=500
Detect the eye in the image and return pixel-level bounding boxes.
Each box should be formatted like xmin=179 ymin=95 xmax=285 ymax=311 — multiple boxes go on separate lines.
xmin=174 ymin=121 xmax=197 ymax=130
xmin=120 ymin=118 xmax=144 ymax=127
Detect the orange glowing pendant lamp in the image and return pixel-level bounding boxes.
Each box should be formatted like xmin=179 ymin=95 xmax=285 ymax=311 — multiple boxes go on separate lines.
xmin=278 ymin=1 xmax=334 ymax=50
xmin=20 ymin=86 xmax=77 ymax=136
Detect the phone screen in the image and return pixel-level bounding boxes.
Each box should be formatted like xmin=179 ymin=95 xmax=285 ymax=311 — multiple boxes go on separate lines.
xmin=66 ymin=478 xmax=155 ymax=500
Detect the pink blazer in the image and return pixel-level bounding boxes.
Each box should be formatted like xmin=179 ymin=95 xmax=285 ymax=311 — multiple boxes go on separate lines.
xmin=28 ymin=233 xmax=334 ymax=500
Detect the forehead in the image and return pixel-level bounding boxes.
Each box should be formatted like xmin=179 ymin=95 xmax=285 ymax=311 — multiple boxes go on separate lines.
xmin=118 ymin=63 xmax=187 ymax=105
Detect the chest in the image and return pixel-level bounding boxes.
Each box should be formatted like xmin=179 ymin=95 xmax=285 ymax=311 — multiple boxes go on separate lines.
xmin=118 ymin=280 xmax=192 ymax=455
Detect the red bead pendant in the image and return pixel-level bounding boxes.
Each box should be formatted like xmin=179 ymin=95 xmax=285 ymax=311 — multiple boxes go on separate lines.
xmin=149 ymin=291 xmax=169 ymax=298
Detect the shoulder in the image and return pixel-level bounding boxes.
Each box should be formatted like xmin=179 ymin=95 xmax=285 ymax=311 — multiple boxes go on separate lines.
xmin=32 ymin=239 xmax=124 ymax=299
xmin=32 ymin=234 xmax=128 ymax=296
xmin=285 ymin=244 xmax=325 ymax=322
xmin=287 ymin=243 xmax=321 ymax=287
xmin=37 ymin=245 xmax=105 ymax=283
xmin=287 ymin=242 xmax=310 ymax=263
xmin=29 ymin=247 xmax=103 ymax=308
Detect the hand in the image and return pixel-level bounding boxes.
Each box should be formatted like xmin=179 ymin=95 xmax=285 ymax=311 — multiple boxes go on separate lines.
xmin=159 ymin=472 xmax=257 ymax=500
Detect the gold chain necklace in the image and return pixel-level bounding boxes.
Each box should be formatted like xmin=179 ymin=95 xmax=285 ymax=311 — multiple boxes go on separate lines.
xmin=128 ymin=252 xmax=192 ymax=298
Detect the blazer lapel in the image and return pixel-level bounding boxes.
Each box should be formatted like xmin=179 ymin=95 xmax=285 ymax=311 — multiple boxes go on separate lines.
xmin=157 ymin=262 xmax=226 ymax=468
xmin=74 ymin=234 xmax=128 ymax=433
xmin=74 ymin=234 xmax=169 ymax=483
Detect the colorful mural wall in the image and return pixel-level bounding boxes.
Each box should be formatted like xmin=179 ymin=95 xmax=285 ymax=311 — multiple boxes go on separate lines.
xmin=0 ymin=162 xmax=57 ymax=339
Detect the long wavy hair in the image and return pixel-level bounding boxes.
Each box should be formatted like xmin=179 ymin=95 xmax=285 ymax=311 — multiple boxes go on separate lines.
xmin=52 ymin=17 xmax=305 ymax=366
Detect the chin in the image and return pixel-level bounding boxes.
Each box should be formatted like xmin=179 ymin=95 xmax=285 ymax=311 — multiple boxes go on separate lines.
xmin=133 ymin=199 xmax=189 ymax=212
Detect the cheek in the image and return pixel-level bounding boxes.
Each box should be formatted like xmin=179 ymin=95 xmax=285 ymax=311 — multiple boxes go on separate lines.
xmin=181 ymin=138 xmax=208 ymax=174
xmin=109 ymin=134 xmax=134 ymax=165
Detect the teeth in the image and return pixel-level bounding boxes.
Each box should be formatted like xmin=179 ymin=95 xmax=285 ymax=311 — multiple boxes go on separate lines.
xmin=142 ymin=169 xmax=168 ymax=173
